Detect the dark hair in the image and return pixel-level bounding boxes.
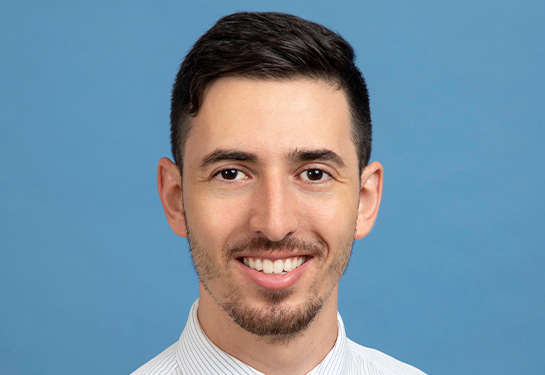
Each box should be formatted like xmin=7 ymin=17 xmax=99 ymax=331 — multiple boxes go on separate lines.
xmin=170 ymin=12 xmax=371 ymax=173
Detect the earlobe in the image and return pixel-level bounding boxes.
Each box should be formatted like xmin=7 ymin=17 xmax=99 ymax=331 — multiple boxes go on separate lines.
xmin=354 ymin=161 xmax=383 ymax=240
xmin=157 ymin=157 xmax=188 ymax=238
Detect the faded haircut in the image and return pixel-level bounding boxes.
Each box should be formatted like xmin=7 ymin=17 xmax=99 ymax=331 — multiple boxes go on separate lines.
xmin=170 ymin=12 xmax=372 ymax=173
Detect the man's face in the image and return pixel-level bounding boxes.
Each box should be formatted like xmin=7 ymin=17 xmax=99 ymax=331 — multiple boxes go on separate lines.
xmin=181 ymin=77 xmax=365 ymax=338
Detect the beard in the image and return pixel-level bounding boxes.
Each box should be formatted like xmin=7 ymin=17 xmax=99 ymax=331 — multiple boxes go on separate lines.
xmin=187 ymin=231 xmax=353 ymax=340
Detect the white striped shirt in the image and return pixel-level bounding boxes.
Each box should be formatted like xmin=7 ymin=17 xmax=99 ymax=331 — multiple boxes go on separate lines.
xmin=131 ymin=300 xmax=426 ymax=375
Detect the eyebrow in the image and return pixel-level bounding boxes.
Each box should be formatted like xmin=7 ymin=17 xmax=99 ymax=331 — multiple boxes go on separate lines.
xmin=199 ymin=148 xmax=347 ymax=169
xmin=288 ymin=148 xmax=347 ymax=168
xmin=200 ymin=149 xmax=258 ymax=169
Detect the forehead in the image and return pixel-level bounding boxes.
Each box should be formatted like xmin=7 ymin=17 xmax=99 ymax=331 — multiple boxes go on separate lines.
xmin=185 ymin=77 xmax=357 ymax=167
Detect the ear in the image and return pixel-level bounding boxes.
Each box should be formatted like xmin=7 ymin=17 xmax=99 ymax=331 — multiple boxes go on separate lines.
xmin=157 ymin=157 xmax=188 ymax=237
xmin=354 ymin=161 xmax=383 ymax=240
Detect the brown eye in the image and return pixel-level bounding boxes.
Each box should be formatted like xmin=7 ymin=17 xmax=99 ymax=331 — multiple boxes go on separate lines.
xmin=305 ymin=169 xmax=324 ymax=181
xmin=221 ymin=169 xmax=240 ymax=180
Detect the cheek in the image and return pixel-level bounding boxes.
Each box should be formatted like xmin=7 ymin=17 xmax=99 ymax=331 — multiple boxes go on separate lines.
xmin=301 ymin=193 xmax=359 ymax=242
xmin=185 ymin=192 xmax=249 ymax=250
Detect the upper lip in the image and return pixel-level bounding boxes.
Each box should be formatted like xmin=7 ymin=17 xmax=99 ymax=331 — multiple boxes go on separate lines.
xmin=235 ymin=252 xmax=313 ymax=261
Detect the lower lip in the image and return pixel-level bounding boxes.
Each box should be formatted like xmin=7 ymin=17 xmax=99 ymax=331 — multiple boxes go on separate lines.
xmin=236 ymin=258 xmax=311 ymax=290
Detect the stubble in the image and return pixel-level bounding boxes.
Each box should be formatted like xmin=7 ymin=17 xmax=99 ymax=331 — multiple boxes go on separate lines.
xmin=187 ymin=232 xmax=354 ymax=341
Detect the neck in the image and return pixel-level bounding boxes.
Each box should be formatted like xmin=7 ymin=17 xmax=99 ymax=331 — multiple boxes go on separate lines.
xmin=197 ymin=285 xmax=339 ymax=375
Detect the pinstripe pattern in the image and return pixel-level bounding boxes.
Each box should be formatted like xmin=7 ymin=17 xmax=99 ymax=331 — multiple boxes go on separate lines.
xmin=131 ymin=300 xmax=427 ymax=375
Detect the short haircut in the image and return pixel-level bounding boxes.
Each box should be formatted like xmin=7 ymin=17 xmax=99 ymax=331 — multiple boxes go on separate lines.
xmin=170 ymin=11 xmax=372 ymax=173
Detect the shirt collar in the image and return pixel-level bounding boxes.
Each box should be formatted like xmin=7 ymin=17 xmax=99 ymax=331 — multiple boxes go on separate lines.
xmin=175 ymin=300 xmax=350 ymax=375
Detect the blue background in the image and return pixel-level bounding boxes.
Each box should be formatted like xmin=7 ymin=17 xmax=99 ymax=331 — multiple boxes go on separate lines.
xmin=1 ymin=1 xmax=544 ymax=374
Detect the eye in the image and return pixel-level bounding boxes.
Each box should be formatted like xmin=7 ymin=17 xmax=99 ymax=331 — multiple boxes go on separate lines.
xmin=216 ymin=169 xmax=247 ymax=181
xmin=300 ymin=169 xmax=330 ymax=181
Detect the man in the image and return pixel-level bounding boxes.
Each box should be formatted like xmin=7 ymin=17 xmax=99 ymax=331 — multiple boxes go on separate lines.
xmin=133 ymin=12 xmax=426 ymax=375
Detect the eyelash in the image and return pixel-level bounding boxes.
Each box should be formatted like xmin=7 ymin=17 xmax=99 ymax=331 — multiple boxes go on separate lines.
xmin=213 ymin=168 xmax=249 ymax=181
xmin=213 ymin=167 xmax=332 ymax=183
xmin=298 ymin=167 xmax=332 ymax=182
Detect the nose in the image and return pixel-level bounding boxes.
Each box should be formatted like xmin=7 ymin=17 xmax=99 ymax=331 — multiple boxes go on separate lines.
xmin=249 ymin=175 xmax=299 ymax=242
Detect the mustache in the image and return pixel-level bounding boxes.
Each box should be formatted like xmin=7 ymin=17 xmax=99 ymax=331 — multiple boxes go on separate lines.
xmin=223 ymin=237 xmax=326 ymax=258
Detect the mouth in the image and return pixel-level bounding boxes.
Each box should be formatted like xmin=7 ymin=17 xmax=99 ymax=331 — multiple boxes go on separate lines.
xmin=239 ymin=256 xmax=308 ymax=275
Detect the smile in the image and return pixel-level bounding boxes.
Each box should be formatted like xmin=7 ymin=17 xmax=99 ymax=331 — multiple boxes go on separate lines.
xmin=241 ymin=256 xmax=308 ymax=275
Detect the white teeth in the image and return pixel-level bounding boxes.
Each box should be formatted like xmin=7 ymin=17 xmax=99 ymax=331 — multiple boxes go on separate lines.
xmin=255 ymin=258 xmax=263 ymax=271
xmin=273 ymin=259 xmax=283 ymax=274
xmin=263 ymin=259 xmax=274 ymax=274
xmin=283 ymin=258 xmax=292 ymax=272
xmin=242 ymin=256 xmax=307 ymax=274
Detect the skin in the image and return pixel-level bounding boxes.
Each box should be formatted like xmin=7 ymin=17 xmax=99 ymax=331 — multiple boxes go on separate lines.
xmin=158 ymin=77 xmax=383 ymax=375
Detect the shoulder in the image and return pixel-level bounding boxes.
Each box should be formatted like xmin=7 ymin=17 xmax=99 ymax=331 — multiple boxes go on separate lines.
xmin=130 ymin=342 xmax=180 ymax=375
xmin=346 ymin=338 xmax=427 ymax=375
